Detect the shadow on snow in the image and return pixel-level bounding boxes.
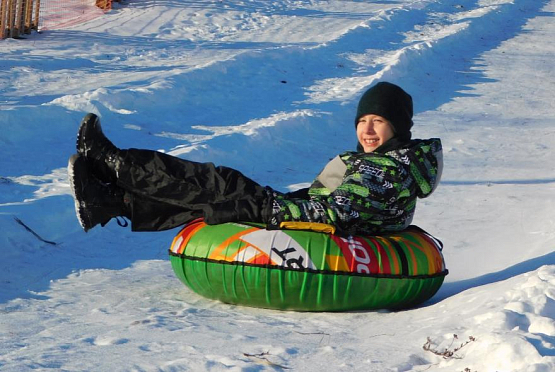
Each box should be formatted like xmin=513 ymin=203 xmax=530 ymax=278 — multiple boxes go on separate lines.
xmin=433 ymin=250 xmax=555 ymax=303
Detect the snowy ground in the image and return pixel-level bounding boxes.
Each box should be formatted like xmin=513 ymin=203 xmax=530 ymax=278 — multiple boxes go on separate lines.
xmin=1 ymin=0 xmax=555 ymax=371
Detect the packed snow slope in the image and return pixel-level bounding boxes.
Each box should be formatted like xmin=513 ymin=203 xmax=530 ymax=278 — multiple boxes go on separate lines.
xmin=1 ymin=0 xmax=555 ymax=371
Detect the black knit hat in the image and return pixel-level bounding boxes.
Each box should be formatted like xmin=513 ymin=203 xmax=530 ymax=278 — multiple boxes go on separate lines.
xmin=355 ymin=82 xmax=413 ymax=141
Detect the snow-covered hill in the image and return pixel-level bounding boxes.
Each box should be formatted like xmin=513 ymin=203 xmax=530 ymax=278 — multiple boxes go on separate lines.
xmin=1 ymin=0 xmax=554 ymax=370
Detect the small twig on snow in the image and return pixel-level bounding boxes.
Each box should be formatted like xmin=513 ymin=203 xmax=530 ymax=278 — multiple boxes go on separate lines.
xmin=14 ymin=216 xmax=58 ymax=246
xmin=294 ymin=330 xmax=331 ymax=345
xmin=423 ymin=334 xmax=476 ymax=359
xmin=294 ymin=331 xmax=330 ymax=336
xmin=243 ymin=351 xmax=291 ymax=370
xmin=367 ymin=333 xmax=395 ymax=338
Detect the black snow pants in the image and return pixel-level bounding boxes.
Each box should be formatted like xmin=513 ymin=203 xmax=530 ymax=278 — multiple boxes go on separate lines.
xmin=115 ymin=149 xmax=271 ymax=231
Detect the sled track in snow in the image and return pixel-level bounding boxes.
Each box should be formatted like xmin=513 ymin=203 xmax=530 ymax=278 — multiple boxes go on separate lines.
xmin=41 ymin=0 xmax=550 ymax=146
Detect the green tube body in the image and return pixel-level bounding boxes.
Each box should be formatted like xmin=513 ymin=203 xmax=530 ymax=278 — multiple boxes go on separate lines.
xmin=169 ymin=221 xmax=448 ymax=311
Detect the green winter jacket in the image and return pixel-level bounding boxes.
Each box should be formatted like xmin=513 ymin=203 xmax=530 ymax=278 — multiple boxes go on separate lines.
xmin=267 ymin=138 xmax=443 ymax=236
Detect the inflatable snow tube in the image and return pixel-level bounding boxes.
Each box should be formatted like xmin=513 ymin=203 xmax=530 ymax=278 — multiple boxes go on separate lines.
xmin=169 ymin=220 xmax=448 ymax=311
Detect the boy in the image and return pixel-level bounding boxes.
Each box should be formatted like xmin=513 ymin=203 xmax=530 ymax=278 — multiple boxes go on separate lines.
xmin=68 ymin=82 xmax=442 ymax=236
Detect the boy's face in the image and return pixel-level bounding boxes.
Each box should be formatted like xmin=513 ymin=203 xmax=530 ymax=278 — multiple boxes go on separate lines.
xmin=356 ymin=114 xmax=395 ymax=152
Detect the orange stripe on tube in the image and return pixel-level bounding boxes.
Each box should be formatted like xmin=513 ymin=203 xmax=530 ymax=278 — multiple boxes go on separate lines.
xmin=412 ymin=231 xmax=445 ymax=273
xmin=171 ymin=221 xmax=206 ymax=255
xmin=367 ymin=237 xmax=391 ymax=274
xmin=393 ymin=237 xmax=418 ymax=275
xmin=209 ymin=227 xmax=260 ymax=261
xmin=378 ymin=237 xmax=400 ymax=275
xmin=406 ymin=232 xmax=437 ymax=274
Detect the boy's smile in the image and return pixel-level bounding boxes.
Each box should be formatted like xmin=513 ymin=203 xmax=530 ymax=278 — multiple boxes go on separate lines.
xmin=356 ymin=114 xmax=395 ymax=152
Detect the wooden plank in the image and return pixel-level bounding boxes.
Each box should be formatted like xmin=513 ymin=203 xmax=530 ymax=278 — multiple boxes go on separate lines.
xmin=8 ymin=0 xmax=15 ymax=38
xmin=15 ymin=0 xmax=23 ymax=37
xmin=0 ymin=0 xmax=7 ymax=40
xmin=24 ymin=0 xmax=32 ymax=33
xmin=33 ymin=0 xmax=39 ymax=30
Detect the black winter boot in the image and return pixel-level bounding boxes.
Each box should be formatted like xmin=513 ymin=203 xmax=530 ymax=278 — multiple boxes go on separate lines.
xmin=68 ymin=154 xmax=129 ymax=232
xmin=76 ymin=113 xmax=122 ymax=183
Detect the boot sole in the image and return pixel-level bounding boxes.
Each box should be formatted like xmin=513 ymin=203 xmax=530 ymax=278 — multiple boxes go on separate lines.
xmin=75 ymin=113 xmax=119 ymax=184
xmin=67 ymin=154 xmax=92 ymax=232
xmin=76 ymin=113 xmax=100 ymax=156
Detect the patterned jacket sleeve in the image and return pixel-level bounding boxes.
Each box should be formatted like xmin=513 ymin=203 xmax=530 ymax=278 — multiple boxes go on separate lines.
xmin=266 ymin=189 xmax=332 ymax=228
xmin=266 ymin=152 xmax=409 ymax=235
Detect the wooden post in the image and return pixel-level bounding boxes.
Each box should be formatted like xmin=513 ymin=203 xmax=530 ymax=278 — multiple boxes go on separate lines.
xmin=8 ymin=0 xmax=15 ymax=38
xmin=15 ymin=0 xmax=24 ymax=37
xmin=24 ymin=0 xmax=32 ymax=33
xmin=33 ymin=0 xmax=39 ymax=30
xmin=0 ymin=0 xmax=7 ymax=39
